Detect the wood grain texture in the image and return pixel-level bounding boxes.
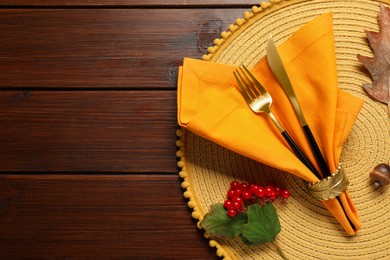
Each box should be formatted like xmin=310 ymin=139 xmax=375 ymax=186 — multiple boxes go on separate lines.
xmin=0 ymin=8 xmax=246 ymax=89
xmin=0 ymin=90 xmax=178 ymax=172
xmin=0 ymin=174 xmax=218 ymax=259
xmin=0 ymin=2 xmax=246 ymax=258
xmin=1 ymin=0 xmax=259 ymax=7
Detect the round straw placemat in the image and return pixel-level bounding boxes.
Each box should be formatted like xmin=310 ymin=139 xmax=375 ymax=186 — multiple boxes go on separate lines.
xmin=177 ymin=0 xmax=390 ymax=259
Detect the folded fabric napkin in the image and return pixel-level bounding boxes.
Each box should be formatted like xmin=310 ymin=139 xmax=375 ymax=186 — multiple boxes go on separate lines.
xmin=177 ymin=13 xmax=363 ymax=235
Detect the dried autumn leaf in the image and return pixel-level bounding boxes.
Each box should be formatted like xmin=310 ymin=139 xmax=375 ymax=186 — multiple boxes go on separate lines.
xmin=357 ymin=4 xmax=390 ymax=115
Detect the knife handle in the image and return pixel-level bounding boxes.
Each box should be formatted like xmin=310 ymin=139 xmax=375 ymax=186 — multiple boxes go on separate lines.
xmin=281 ymin=131 xmax=321 ymax=179
xmin=303 ymin=125 xmax=331 ymax=178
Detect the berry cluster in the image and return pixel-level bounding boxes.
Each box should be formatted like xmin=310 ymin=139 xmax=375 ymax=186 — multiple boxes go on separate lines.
xmin=224 ymin=180 xmax=290 ymax=217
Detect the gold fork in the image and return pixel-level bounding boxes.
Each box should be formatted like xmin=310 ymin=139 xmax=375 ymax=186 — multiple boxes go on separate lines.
xmin=233 ymin=66 xmax=321 ymax=179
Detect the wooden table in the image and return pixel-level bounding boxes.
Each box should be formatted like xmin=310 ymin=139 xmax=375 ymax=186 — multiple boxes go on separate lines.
xmin=0 ymin=0 xmax=263 ymax=258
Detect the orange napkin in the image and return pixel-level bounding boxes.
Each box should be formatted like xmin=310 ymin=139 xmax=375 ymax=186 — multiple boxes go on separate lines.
xmin=177 ymin=13 xmax=363 ymax=234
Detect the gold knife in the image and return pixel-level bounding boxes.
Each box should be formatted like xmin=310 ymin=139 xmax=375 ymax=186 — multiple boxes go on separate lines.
xmin=266 ymin=36 xmax=331 ymax=178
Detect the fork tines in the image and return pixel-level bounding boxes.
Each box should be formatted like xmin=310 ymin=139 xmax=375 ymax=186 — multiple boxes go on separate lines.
xmin=234 ymin=66 xmax=267 ymax=103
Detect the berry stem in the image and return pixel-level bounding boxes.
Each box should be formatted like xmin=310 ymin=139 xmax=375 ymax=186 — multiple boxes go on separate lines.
xmin=273 ymin=239 xmax=288 ymax=260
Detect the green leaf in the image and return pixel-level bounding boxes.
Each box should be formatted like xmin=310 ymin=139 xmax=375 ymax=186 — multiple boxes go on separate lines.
xmin=201 ymin=204 xmax=247 ymax=238
xmin=241 ymin=203 xmax=281 ymax=245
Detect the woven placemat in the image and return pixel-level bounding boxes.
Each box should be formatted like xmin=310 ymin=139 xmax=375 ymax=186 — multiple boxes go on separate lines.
xmin=177 ymin=0 xmax=390 ymax=259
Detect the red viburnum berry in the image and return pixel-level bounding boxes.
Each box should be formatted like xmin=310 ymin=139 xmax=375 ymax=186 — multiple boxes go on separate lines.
xmin=227 ymin=189 xmax=235 ymax=199
xmin=239 ymin=182 xmax=249 ymax=191
xmin=253 ymin=185 xmax=265 ymax=198
xmin=230 ymin=181 xmax=240 ymax=190
xmin=241 ymin=190 xmax=252 ymax=201
xmin=232 ymin=196 xmax=243 ymax=205
xmin=270 ymin=191 xmax=277 ymax=200
xmin=249 ymin=184 xmax=258 ymax=193
xmin=281 ymin=189 xmax=291 ymax=199
xmin=224 ymin=199 xmax=233 ymax=209
xmin=232 ymin=201 xmax=242 ymax=210
xmin=234 ymin=188 xmax=243 ymax=197
xmin=227 ymin=208 xmax=237 ymax=217
xmin=265 ymin=185 xmax=275 ymax=198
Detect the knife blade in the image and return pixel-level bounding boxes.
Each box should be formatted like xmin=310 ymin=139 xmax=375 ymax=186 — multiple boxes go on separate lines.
xmin=266 ymin=36 xmax=331 ymax=178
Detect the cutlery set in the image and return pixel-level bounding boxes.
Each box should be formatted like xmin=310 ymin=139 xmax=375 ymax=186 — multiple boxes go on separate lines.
xmin=234 ymin=37 xmax=356 ymax=228
xmin=233 ymin=66 xmax=318 ymax=177
xmin=234 ymin=36 xmax=330 ymax=180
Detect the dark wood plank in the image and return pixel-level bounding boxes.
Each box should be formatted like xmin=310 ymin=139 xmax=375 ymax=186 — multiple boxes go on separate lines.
xmin=0 ymin=174 xmax=218 ymax=259
xmin=0 ymin=8 xmax=246 ymax=89
xmin=0 ymin=90 xmax=178 ymax=172
xmin=1 ymin=0 xmax=258 ymax=7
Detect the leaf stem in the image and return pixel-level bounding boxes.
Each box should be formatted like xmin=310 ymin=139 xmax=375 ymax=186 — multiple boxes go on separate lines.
xmin=273 ymin=239 xmax=288 ymax=260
